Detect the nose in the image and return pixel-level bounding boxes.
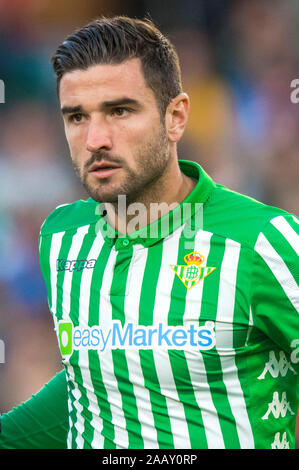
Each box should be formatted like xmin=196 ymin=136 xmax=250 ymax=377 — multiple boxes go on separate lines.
xmin=86 ymin=115 xmax=113 ymax=153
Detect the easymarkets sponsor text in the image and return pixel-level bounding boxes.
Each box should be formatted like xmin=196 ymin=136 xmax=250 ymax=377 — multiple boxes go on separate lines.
xmin=58 ymin=320 xmax=216 ymax=356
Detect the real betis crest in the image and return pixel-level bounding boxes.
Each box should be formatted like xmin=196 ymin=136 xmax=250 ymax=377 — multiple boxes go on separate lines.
xmin=171 ymin=251 xmax=216 ymax=290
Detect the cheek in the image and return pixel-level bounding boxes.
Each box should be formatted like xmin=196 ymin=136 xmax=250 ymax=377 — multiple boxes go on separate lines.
xmin=65 ymin=127 xmax=85 ymax=159
xmin=117 ymin=120 xmax=156 ymax=155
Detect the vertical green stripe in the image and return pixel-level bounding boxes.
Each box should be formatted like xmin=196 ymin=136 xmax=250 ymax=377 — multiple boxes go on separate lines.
xmin=110 ymin=248 xmax=144 ymax=448
xmin=201 ymin=234 xmax=240 ymax=448
xmin=138 ymin=243 xmax=163 ymax=325
xmin=69 ymin=352 xmax=93 ymax=449
xmin=231 ymin=245 xmax=252 ymax=329
xmin=54 ymin=229 xmax=81 ymax=447
xmin=69 ymin=225 xmax=95 ymax=327
xmin=167 ymin=224 xmax=208 ymax=448
xmin=67 ymin=226 xmax=98 ymax=448
xmin=233 ymin=245 xmax=256 ymax=447
xmin=168 ymin=351 xmax=209 ymax=448
xmin=88 ymin=242 xmax=115 ymax=448
xmin=138 ymin=242 xmax=174 ymax=448
xmin=68 ymin=233 xmax=116 ymax=448
xmin=88 ymin=350 xmax=116 ymax=449
xmin=39 ymin=234 xmax=53 ymax=310
xmin=64 ymin=369 xmax=74 ymax=447
xmin=88 ymin=243 xmax=111 ymax=326
xmin=66 ymin=354 xmax=80 ymax=449
xmin=56 ymin=228 xmax=78 ymax=321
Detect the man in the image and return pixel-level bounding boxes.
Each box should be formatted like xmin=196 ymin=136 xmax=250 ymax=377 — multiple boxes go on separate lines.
xmin=1 ymin=15 xmax=298 ymax=449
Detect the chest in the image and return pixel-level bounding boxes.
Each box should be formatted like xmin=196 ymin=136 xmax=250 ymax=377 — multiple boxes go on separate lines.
xmin=51 ymin=230 xmax=253 ymax=358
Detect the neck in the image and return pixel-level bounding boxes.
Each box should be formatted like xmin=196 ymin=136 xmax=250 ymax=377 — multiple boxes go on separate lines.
xmin=105 ymin=157 xmax=196 ymax=235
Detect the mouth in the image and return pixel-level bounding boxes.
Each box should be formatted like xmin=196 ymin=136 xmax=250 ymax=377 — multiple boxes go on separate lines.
xmin=88 ymin=161 xmax=121 ymax=179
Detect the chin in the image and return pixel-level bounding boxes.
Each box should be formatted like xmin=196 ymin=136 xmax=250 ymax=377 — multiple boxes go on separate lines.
xmin=88 ymin=189 xmax=121 ymax=204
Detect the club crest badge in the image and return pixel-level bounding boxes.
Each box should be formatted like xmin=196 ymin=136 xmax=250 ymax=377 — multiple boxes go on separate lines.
xmin=170 ymin=251 xmax=216 ymax=290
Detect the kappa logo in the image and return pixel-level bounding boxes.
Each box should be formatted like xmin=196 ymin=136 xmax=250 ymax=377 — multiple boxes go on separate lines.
xmin=261 ymin=391 xmax=295 ymax=420
xmin=271 ymin=432 xmax=290 ymax=449
xmin=171 ymin=251 xmax=216 ymax=290
xmin=258 ymin=350 xmax=297 ymax=380
xmin=57 ymin=258 xmax=96 ymax=272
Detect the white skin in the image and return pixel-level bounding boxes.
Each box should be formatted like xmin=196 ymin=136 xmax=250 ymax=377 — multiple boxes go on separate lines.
xmin=59 ymin=58 xmax=195 ymax=234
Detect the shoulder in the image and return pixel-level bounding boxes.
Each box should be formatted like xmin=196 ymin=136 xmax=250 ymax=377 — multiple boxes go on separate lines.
xmin=40 ymin=198 xmax=99 ymax=236
xmin=205 ymin=183 xmax=298 ymax=249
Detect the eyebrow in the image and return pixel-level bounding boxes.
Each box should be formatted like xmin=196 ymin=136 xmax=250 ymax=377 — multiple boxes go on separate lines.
xmin=100 ymin=97 xmax=141 ymax=110
xmin=61 ymin=98 xmax=141 ymax=115
xmin=61 ymin=105 xmax=82 ymax=115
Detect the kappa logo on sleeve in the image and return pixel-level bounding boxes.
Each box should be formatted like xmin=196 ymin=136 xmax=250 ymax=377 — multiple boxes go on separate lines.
xmin=57 ymin=258 xmax=96 ymax=272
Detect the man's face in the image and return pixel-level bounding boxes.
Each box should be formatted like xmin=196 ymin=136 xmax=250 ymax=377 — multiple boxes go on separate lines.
xmin=59 ymin=58 xmax=170 ymax=204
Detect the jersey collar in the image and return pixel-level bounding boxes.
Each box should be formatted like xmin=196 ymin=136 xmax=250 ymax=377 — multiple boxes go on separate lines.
xmin=97 ymin=160 xmax=215 ymax=249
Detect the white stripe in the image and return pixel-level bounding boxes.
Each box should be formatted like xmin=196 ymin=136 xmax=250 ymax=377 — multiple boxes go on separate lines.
xmin=43 ymin=233 xmax=62 ymax=360
xmin=248 ymin=306 xmax=253 ymax=326
xmin=185 ymin=229 xmax=226 ymax=448
xmin=292 ymin=215 xmax=299 ymax=225
xmin=51 ymin=226 xmax=89 ymax=448
xmin=184 ymin=230 xmax=213 ymax=321
xmin=270 ymin=216 xmax=299 ymax=256
xmin=66 ymin=378 xmax=73 ymax=449
xmin=60 ymin=226 xmax=90 ymax=449
xmin=153 ymin=225 xmax=185 ymax=322
xmin=67 ymin=363 xmax=85 ymax=449
xmin=152 ymin=224 xmax=185 ymax=322
xmin=79 ymin=350 xmax=105 ymax=448
xmin=78 ymin=234 xmax=105 ymax=449
xmin=61 ymin=225 xmax=90 ymax=321
xmin=46 ymin=233 xmax=74 ymax=444
xmin=49 ymin=231 xmax=65 ymax=315
xmin=78 ymin=234 xmax=105 ymax=327
xmin=216 ymin=238 xmax=255 ymax=448
xmin=245 ymin=307 xmax=254 ymax=346
xmin=124 ymin=245 xmax=159 ymax=448
xmin=153 ymin=352 xmax=191 ymax=449
xmin=97 ymin=248 xmax=129 ymax=449
xmin=255 ymin=233 xmax=299 ymax=312
xmin=55 ymin=203 xmax=71 ymax=210
xmin=152 ymin=225 xmax=192 ymax=449
xmin=216 ymin=239 xmax=241 ymax=323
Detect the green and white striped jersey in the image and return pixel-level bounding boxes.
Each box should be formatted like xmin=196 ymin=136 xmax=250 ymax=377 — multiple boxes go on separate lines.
xmin=39 ymin=160 xmax=299 ymax=449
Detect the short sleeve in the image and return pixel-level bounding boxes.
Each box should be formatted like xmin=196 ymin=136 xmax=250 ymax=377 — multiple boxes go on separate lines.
xmin=251 ymin=213 xmax=299 ymax=361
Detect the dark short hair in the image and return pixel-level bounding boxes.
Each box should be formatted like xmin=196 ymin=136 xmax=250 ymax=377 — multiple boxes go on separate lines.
xmin=50 ymin=16 xmax=183 ymax=116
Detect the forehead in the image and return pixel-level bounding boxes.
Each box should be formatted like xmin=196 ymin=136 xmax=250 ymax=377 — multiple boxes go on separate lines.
xmin=59 ymin=58 xmax=155 ymax=107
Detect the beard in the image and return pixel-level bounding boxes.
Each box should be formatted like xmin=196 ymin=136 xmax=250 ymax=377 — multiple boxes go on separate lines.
xmin=72 ymin=123 xmax=170 ymax=205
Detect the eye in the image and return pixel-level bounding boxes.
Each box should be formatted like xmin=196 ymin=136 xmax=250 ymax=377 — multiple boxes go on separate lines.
xmin=68 ymin=113 xmax=84 ymax=123
xmin=111 ymin=107 xmax=130 ymax=117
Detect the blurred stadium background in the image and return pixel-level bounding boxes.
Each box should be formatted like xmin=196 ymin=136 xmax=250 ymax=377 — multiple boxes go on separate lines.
xmin=0 ymin=0 xmax=298 ymax=447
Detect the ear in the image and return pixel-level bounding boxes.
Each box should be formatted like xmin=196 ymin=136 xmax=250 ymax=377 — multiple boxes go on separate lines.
xmin=165 ymin=93 xmax=190 ymax=143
